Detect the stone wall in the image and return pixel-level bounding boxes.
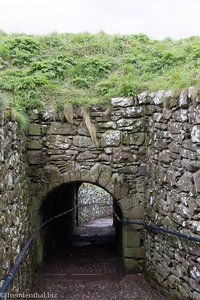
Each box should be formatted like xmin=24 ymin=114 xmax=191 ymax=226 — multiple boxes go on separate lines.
xmin=27 ymin=98 xmax=147 ymax=273
xmin=143 ymin=88 xmax=200 ymax=300
xmin=0 ymin=111 xmax=32 ymax=294
xmin=1 ymin=88 xmax=200 ymax=299
xmin=27 ymin=90 xmax=200 ymax=298
xmin=77 ymin=183 xmax=113 ymax=225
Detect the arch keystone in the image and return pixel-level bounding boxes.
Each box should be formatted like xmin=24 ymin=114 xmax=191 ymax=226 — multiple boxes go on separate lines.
xmin=84 ymin=163 xmax=102 ymax=183
xmin=97 ymin=165 xmax=113 ymax=187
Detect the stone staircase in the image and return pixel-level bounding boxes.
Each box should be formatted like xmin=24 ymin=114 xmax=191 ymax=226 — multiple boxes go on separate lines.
xmin=30 ymin=218 xmax=166 ymax=300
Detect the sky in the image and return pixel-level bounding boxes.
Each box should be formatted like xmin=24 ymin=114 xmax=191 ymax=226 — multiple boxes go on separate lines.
xmin=0 ymin=0 xmax=200 ymax=39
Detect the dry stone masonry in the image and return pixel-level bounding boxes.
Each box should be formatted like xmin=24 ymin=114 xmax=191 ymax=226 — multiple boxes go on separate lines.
xmin=145 ymin=88 xmax=200 ymax=300
xmin=1 ymin=87 xmax=200 ymax=299
xmin=0 ymin=112 xmax=32 ymax=293
xmin=27 ymin=96 xmax=147 ymax=274
xmin=77 ymin=183 xmax=113 ymax=225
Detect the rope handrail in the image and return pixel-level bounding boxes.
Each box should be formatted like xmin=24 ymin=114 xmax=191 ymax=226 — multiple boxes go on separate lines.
xmin=1 ymin=203 xmax=200 ymax=299
xmin=113 ymin=211 xmax=200 ymax=242
xmin=0 ymin=202 xmax=113 ymax=299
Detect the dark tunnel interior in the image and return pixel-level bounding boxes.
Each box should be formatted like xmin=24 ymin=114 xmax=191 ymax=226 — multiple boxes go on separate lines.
xmin=40 ymin=182 xmax=123 ymax=260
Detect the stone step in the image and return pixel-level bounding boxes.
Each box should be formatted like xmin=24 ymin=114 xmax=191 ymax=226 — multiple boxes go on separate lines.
xmin=40 ymin=272 xmax=119 ymax=281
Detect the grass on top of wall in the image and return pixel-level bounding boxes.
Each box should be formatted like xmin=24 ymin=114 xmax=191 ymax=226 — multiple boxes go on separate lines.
xmin=0 ymin=31 xmax=199 ymax=113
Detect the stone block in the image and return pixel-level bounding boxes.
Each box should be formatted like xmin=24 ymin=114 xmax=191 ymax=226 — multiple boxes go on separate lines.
xmin=153 ymin=112 xmax=163 ymax=122
xmin=167 ymin=274 xmax=181 ymax=287
xmin=117 ymin=118 xmax=134 ymax=128
xmin=28 ymin=123 xmax=41 ymax=136
xmin=123 ymin=206 xmax=144 ymax=219
xmin=180 ymin=148 xmax=197 ymax=160
xmin=104 ymin=147 xmax=112 ymax=154
xmin=193 ymin=292 xmax=200 ymax=300
xmin=163 ymin=216 xmax=176 ymax=228
xmin=121 ymin=132 xmax=130 ymax=145
xmin=97 ymin=165 xmax=112 ymax=187
xmin=122 ymin=228 xmax=141 ymax=247
xmin=168 ymin=122 xmax=182 ymax=134
xmin=190 ymin=265 xmax=200 ymax=280
xmin=123 ymin=246 xmax=145 ymax=258
xmin=73 ymin=136 xmax=95 ymax=148
xmin=162 ymin=108 xmax=172 ymax=120
xmin=176 ymin=203 xmax=189 ymax=217
xmin=98 ymin=153 xmax=110 ymax=162
xmin=191 ymin=125 xmax=200 ymax=143
xmin=105 ymin=178 xmax=115 ymax=196
xmin=78 ymin=122 xmax=89 ymax=136
xmin=171 ymin=132 xmax=185 ymax=143
xmin=47 ymin=135 xmax=71 ymax=150
xmin=42 ymin=164 xmax=61 ymax=183
xmin=48 ymin=122 xmax=77 ymax=135
xmin=178 ymin=285 xmax=190 ymax=298
xmin=152 ymin=90 xmax=165 ymax=105
xmin=137 ymin=91 xmax=150 ymax=104
xmin=174 ymin=109 xmax=188 ymax=122
xmin=27 ymin=140 xmax=43 ymax=150
xmin=28 ymin=109 xmax=39 ymax=120
xmin=114 ymin=182 xmax=129 ymax=200
xmin=122 ymin=165 xmax=138 ymax=174
xmin=194 ymin=170 xmax=200 ymax=193
xmin=166 ymin=168 xmax=182 ymax=187
xmin=113 ymin=147 xmax=132 ymax=163
xmin=96 ymin=115 xmax=110 ymax=122
xmin=179 ymin=88 xmax=189 ymax=108
xmin=121 ymin=106 xmax=144 ymax=118
xmin=138 ymin=164 xmax=147 ymax=176
xmin=190 ymin=278 xmax=200 ymax=293
xmin=168 ymin=142 xmax=179 ymax=154
xmin=62 ymin=172 xmax=71 ymax=183
xmin=177 ymin=172 xmax=194 ymax=193
xmin=119 ymin=194 xmax=141 ymax=211
xmin=189 ymin=106 xmax=200 ymax=125
xmin=98 ymin=121 xmax=117 ymax=129
xmin=27 ymin=151 xmax=43 ymax=165
xmin=159 ymin=150 xmax=171 ymax=164
xmin=123 ymin=258 xmax=143 ymax=273
xmin=111 ymin=97 xmax=133 ymax=107
xmin=76 ymin=150 xmax=97 ymax=161
xmin=84 ymin=163 xmax=102 ymax=183
xmin=5 ymin=171 xmax=13 ymax=189
xmin=40 ymin=109 xmax=54 ymax=121
xmin=129 ymin=132 xmax=145 ymax=146
xmin=101 ymin=130 xmax=121 ymax=147
xmin=146 ymin=105 xmax=161 ymax=115
xmin=65 ymin=162 xmax=82 ymax=181
xmin=181 ymin=159 xmax=200 ymax=173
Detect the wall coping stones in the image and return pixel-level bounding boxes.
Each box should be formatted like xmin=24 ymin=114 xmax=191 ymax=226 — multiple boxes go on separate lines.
xmin=111 ymin=97 xmax=134 ymax=107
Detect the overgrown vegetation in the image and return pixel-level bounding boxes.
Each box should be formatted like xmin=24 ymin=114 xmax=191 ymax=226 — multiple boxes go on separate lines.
xmin=0 ymin=32 xmax=199 ymax=112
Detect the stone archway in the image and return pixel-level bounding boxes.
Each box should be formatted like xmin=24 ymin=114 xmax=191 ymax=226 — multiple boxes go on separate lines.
xmin=31 ymin=162 xmax=145 ymax=273
xmin=38 ymin=181 xmax=121 ymax=261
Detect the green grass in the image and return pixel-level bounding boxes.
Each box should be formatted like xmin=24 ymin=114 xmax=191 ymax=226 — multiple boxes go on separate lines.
xmin=0 ymin=32 xmax=199 ymax=112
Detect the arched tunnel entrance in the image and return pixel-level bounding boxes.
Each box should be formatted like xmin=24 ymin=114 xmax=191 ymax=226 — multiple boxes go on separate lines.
xmin=31 ymin=181 xmax=165 ymax=299
xmin=38 ymin=182 xmax=123 ymax=264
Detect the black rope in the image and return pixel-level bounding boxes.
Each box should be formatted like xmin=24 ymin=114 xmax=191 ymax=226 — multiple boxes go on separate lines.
xmin=1 ymin=203 xmax=200 ymax=299
xmin=113 ymin=211 xmax=200 ymax=243
xmin=0 ymin=203 xmax=101 ymax=298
